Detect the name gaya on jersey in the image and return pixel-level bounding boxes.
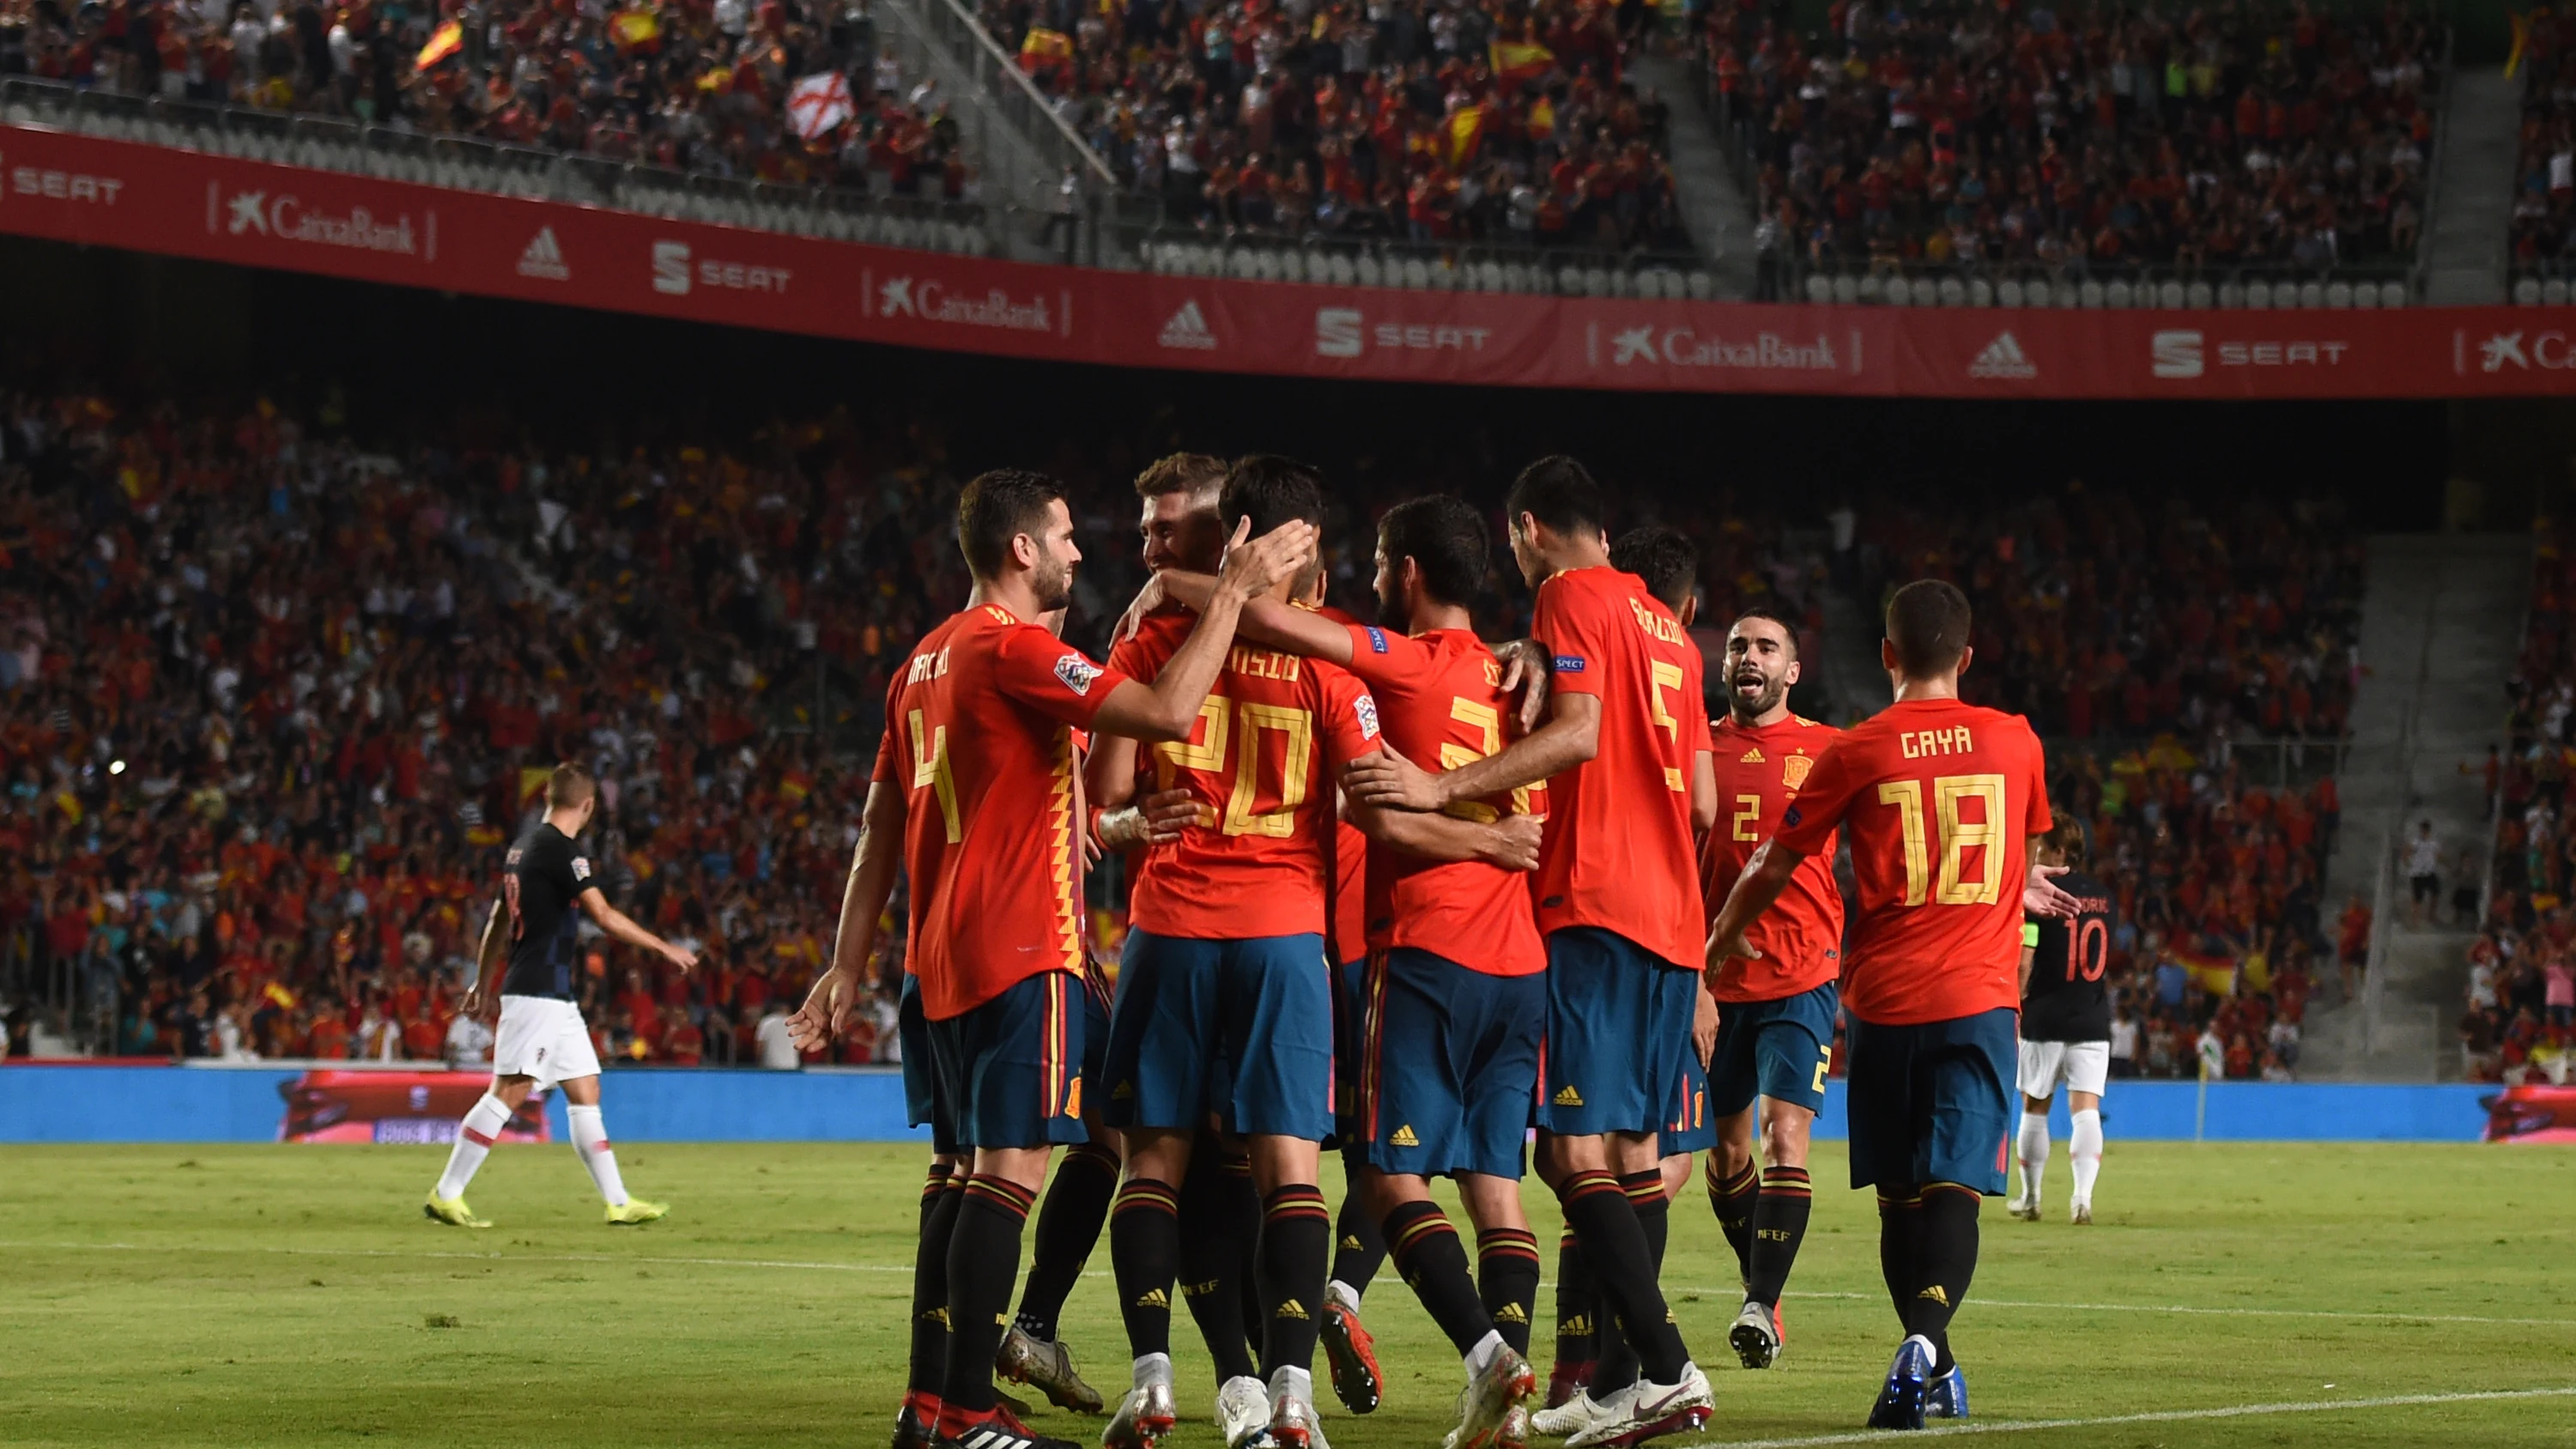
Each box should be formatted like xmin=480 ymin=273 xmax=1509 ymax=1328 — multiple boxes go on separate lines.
xmin=1109 ymin=614 xmax=1382 ymax=942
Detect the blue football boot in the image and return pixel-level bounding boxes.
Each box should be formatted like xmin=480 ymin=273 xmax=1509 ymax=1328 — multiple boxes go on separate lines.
xmin=1864 ymin=1336 xmax=1935 ymax=1431
xmin=1924 ymin=1364 xmax=1968 ymax=1420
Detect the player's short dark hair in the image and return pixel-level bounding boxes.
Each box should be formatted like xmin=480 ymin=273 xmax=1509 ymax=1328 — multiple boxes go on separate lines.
xmin=1730 ymin=605 xmax=1802 ymax=658
xmin=956 ymin=469 xmax=1066 ymax=580
xmin=544 ymin=762 xmax=596 ymax=809
xmin=1377 ymin=495 xmax=1492 ymax=607
xmin=1505 ymin=455 xmax=1606 ymax=540
xmin=2042 ymin=818 xmax=2089 ymax=869
xmin=1221 ymin=454 xmax=1328 ymax=537
xmin=1135 ymin=452 xmax=1226 ymax=500
xmin=1609 ymin=524 xmax=1698 ymax=614
xmin=1886 ymin=578 xmax=1972 ymax=676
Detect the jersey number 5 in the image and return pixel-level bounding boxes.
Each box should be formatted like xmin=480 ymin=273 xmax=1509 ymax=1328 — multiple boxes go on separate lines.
xmin=1440 ymin=696 xmax=1537 ymax=822
xmin=1876 ymin=774 xmax=2009 ymax=906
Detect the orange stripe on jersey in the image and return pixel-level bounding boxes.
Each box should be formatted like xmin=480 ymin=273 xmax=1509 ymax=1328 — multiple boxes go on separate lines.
xmin=1048 ymin=730 xmax=1082 ymax=972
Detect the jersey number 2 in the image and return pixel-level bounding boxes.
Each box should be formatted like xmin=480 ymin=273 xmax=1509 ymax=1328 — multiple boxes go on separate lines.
xmin=1876 ymin=774 xmax=2008 ymax=906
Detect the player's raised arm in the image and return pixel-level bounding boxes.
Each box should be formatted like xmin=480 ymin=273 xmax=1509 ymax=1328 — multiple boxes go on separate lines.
xmin=1141 ymin=567 xmax=1358 ymax=666
xmin=791 ymin=780 xmax=906 ymax=1050
xmin=575 ymin=884 xmax=698 ymax=973
xmin=1087 ymin=518 xmax=1316 ymax=743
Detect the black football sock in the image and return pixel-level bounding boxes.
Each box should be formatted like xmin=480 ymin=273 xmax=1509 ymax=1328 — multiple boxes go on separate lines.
xmin=937 ymin=1173 xmax=1038 ymax=1421
xmin=1177 ymin=1149 xmax=1258 ymax=1382
xmin=1258 ymin=1183 xmax=1332 ymax=1379
xmin=1555 ymin=1170 xmax=1688 ymax=1386
xmin=1109 ymin=1176 xmax=1180 ymax=1362
xmin=1226 ymin=1153 xmax=1267 ymax=1359
xmin=1551 ymin=1226 xmax=1598 ymax=1372
xmin=1876 ymin=1186 xmax=1920 ymax=1331
xmin=1383 ymin=1198 xmax=1493 ymax=1356
xmin=1906 ymin=1182 xmax=1981 ymax=1376
xmin=910 ymin=1173 xmax=965 ymax=1399
xmin=1746 ymin=1166 xmax=1813 ymax=1307
xmin=1015 ymin=1142 xmax=1118 ymax=1343
xmin=1476 ymin=1226 xmax=1543 ymax=1356
xmin=1706 ymin=1155 xmax=1760 ymax=1285
xmin=1330 ymin=1146 xmax=1389 ymax=1299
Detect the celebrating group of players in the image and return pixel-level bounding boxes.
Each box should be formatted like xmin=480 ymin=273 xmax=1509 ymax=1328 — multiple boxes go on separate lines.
xmin=753 ymin=452 xmax=2087 ymax=1449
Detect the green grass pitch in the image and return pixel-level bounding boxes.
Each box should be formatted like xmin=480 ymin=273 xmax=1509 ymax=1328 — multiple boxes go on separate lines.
xmin=4 ymin=1141 xmax=2571 ymax=1447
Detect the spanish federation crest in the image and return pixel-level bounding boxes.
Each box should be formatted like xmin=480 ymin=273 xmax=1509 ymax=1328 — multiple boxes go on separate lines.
xmin=1781 ymin=754 xmax=1815 ymax=790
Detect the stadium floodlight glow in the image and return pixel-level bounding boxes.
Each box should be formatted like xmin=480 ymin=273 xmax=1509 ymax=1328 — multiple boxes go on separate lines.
xmin=109 ymin=760 xmax=125 ymax=775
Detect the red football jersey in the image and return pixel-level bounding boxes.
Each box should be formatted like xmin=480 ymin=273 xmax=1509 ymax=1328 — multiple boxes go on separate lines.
xmin=1773 ymin=697 xmax=2052 ymax=1025
xmin=1339 ymin=623 xmax=1547 ymax=976
xmin=1703 ymin=712 xmax=1846 ymax=1003
xmin=872 ymin=603 xmax=1128 ymax=1021
xmin=1528 ymin=567 xmax=1707 ymax=969
xmin=1108 ymin=611 xmax=1383 ymax=941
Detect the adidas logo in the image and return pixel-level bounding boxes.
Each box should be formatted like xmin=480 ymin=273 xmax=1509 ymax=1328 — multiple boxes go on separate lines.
xmin=515 ymin=226 xmax=570 ymax=282
xmin=1494 ymin=1303 xmax=1528 ymax=1324
xmin=1553 ymin=1084 xmax=1584 ymax=1107
xmin=1275 ymin=1299 xmax=1310 ymax=1320
xmin=922 ymin=1306 xmax=951 ymax=1327
xmin=1134 ymin=1288 xmax=1168 ymax=1309
xmin=1740 ymin=748 xmax=1765 ymax=763
xmin=1112 ymin=1080 xmax=1135 ymax=1100
xmin=1967 ymin=331 xmax=2037 ymax=380
xmin=1917 ymin=1285 xmax=1951 ymax=1307
xmin=1390 ymin=1124 xmax=1420 ymax=1147
xmin=1559 ymin=1314 xmax=1594 ymax=1336
xmin=1339 ymin=1234 xmax=1365 ymax=1251
xmin=1157 ymin=300 xmax=1217 ymax=350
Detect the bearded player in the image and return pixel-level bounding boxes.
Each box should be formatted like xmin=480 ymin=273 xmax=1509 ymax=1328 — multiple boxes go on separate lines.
xmin=787 ymin=470 xmax=1311 ymax=1449
xmin=1708 ymin=579 xmax=2076 ymax=1430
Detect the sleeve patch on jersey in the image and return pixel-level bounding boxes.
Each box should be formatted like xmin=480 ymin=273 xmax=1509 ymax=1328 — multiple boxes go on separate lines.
xmin=1365 ymin=626 xmax=1390 ymax=654
xmin=1781 ymin=805 xmax=1802 ymax=829
xmin=1354 ymin=694 xmax=1381 ymax=740
xmin=1553 ymin=655 xmax=1586 ymax=673
xmin=572 ymin=857 xmax=592 ymax=881
xmin=1053 ymin=654 xmax=1103 ymax=696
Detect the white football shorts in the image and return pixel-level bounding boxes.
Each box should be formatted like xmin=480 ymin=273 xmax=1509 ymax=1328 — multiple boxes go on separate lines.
xmin=494 ymin=995 xmax=603 ymax=1087
xmin=2017 ymin=1038 xmax=2110 ymax=1100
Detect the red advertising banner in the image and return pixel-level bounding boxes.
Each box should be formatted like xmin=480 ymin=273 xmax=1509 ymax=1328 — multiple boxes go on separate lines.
xmin=4 ymin=120 xmax=2572 ymax=400
xmin=279 ymin=1069 xmax=549 ymax=1144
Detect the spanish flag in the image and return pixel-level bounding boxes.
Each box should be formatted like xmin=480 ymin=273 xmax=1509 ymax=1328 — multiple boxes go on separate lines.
xmin=779 ymin=769 xmax=814 ymax=804
xmin=519 ymin=766 xmax=555 ymax=803
xmin=1489 ymin=39 xmax=1554 ymax=88
xmin=2173 ymin=945 xmax=2239 ymax=996
xmin=1019 ymin=26 xmax=1073 ymax=71
xmin=264 ymin=981 xmax=299 ymax=1010
xmin=1444 ymin=103 xmax=1486 ymax=170
xmin=415 ymin=19 xmax=463 ymax=70
xmin=611 ymin=7 xmax=662 ymax=49
xmin=1529 ymin=94 xmax=1556 ymax=141
xmin=2508 ymin=10 xmax=2532 ymax=80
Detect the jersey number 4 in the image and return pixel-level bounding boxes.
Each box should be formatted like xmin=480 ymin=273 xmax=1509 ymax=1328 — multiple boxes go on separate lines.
xmin=1876 ymin=774 xmax=2009 ymax=906
xmin=909 ymin=709 xmax=963 ymax=843
xmin=1156 ymin=700 xmax=1313 ymax=838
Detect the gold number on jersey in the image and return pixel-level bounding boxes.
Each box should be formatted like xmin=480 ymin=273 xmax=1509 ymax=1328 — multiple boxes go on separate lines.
xmin=907 ymin=708 xmax=962 ymax=844
xmin=1649 ymin=661 xmax=1687 ymax=793
xmin=1731 ymin=793 xmax=1763 ymax=843
xmin=1440 ymin=696 xmax=1536 ymax=822
xmin=1811 ymin=1043 xmax=1832 ymax=1094
xmin=1225 ymin=703 xmax=1313 ymax=838
xmin=1877 ymin=773 xmax=2008 ymax=906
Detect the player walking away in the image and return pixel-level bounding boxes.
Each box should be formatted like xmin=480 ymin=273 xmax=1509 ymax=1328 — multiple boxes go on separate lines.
xmin=1707 ymin=579 xmax=2078 ymax=1432
xmin=1349 ymin=457 xmax=1718 ymax=1449
xmin=1090 ymin=457 xmax=1388 ymax=1449
xmin=1691 ymin=593 xmax=1845 ymax=1373
xmin=2009 ymin=821 xmax=2113 ymax=1226
xmin=426 ymin=763 xmax=697 ymax=1229
xmin=1149 ymin=494 xmax=1557 ymax=1449
xmin=787 ymin=469 xmax=1313 ymax=1449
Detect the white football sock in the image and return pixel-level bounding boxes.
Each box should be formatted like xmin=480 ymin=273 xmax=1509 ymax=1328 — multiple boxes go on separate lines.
xmin=434 ymin=1094 xmax=512 ymax=1200
xmin=2069 ymin=1108 xmax=2104 ymax=1205
xmin=1130 ymin=1351 xmax=1173 ymax=1390
xmin=566 ymin=1104 xmax=628 ymax=1206
xmin=1325 ymin=1277 xmax=1364 ymax=1314
xmin=2015 ymin=1111 xmax=2052 ymax=1203
xmin=1268 ymin=1364 xmax=1312 ymax=1407
xmin=1464 ymin=1328 xmax=1506 ymax=1377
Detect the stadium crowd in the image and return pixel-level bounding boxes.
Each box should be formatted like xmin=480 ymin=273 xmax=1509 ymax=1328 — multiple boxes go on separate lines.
xmin=0 ymin=0 xmax=984 ymax=200
xmin=989 ymin=0 xmax=1690 ymax=250
xmin=2463 ymin=518 xmax=2576 ymax=1083
xmin=1706 ymin=0 xmax=2441 ymax=279
xmin=2511 ymin=6 xmax=2576 ymax=273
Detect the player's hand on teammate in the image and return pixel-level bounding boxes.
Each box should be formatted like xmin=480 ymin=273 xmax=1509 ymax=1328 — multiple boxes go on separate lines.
xmin=1343 ymin=742 xmax=1446 ymax=813
xmin=785 ymin=966 xmax=858 ymax=1051
xmin=1114 ymin=572 xmax=1168 ymax=645
xmin=2024 ymin=863 xmax=2082 ymax=919
xmin=1480 ymin=811 xmax=1544 ymax=871
xmin=1214 ymin=518 xmax=1318 ymax=602
xmin=1490 ymin=638 xmax=1554 ymax=733
xmin=1135 ymin=787 xmax=1201 ymax=843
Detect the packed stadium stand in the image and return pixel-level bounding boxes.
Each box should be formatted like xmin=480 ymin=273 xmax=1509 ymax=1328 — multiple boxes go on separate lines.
xmin=1701 ymin=0 xmax=2445 ymax=306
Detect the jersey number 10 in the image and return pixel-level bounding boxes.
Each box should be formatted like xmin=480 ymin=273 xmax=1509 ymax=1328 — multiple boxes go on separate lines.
xmin=1875 ymin=774 xmax=2009 ymax=906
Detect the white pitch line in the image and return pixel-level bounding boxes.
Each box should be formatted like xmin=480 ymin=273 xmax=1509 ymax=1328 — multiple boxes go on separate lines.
xmin=9 ymin=1242 xmax=2572 ymax=1332
xmin=1682 ymin=1385 xmax=2576 ymax=1448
